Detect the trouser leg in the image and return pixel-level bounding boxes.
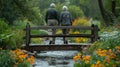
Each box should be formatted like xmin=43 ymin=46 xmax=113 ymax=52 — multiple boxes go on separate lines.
xmin=47 ymin=19 xmax=58 ymax=44
xmin=52 ymin=28 xmax=56 ymax=44
xmin=62 ymin=27 xmax=70 ymax=44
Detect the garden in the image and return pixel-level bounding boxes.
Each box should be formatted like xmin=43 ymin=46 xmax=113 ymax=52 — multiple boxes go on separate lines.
xmin=0 ymin=0 xmax=120 ymax=67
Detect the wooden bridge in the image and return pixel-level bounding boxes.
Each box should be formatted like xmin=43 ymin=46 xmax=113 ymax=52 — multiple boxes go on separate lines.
xmin=24 ymin=23 xmax=99 ymax=52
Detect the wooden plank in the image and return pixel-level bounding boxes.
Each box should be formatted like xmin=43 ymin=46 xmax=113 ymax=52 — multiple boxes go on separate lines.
xmin=30 ymin=34 xmax=93 ymax=38
xmin=29 ymin=26 xmax=92 ymax=30
xmin=25 ymin=45 xmax=91 ymax=52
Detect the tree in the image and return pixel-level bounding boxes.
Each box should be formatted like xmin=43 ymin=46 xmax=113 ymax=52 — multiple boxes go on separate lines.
xmin=0 ymin=0 xmax=43 ymax=25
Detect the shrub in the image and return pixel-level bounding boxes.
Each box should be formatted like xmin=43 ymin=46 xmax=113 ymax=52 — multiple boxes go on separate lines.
xmin=73 ymin=46 xmax=120 ymax=67
xmin=0 ymin=19 xmax=25 ymax=49
xmin=0 ymin=50 xmax=15 ymax=67
xmin=89 ymin=29 xmax=120 ymax=52
xmin=0 ymin=49 xmax=35 ymax=67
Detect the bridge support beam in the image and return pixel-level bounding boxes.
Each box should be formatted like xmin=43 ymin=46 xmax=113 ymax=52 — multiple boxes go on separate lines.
xmin=25 ymin=45 xmax=90 ymax=52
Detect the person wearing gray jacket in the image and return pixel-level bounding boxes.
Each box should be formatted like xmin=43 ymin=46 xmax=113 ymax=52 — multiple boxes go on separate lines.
xmin=60 ymin=6 xmax=72 ymax=44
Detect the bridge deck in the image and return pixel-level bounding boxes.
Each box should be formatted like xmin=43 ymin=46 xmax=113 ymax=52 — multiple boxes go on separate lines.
xmin=25 ymin=44 xmax=91 ymax=52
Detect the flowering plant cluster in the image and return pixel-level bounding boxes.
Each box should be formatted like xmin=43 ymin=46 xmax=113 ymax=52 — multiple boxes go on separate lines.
xmin=0 ymin=48 xmax=35 ymax=67
xmin=70 ymin=31 xmax=88 ymax=43
xmin=73 ymin=46 xmax=120 ymax=67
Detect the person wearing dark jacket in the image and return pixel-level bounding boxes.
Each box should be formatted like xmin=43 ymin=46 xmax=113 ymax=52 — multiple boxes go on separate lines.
xmin=60 ymin=6 xmax=72 ymax=44
xmin=45 ymin=3 xmax=59 ymax=44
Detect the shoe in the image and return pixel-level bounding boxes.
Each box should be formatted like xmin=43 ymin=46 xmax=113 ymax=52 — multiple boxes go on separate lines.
xmin=52 ymin=41 xmax=55 ymax=44
xmin=49 ymin=40 xmax=55 ymax=44
xmin=64 ymin=40 xmax=68 ymax=44
xmin=49 ymin=40 xmax=52 ymax=44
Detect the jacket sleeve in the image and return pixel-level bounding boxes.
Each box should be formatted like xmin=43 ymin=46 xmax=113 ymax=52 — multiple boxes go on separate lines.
xmin=59 ymin=13 xmax=63 ymax=23
xmin=70 ymin=13 xmax=73 ymax=25
xmin=45 ymin=11 xmax=48 ymax=23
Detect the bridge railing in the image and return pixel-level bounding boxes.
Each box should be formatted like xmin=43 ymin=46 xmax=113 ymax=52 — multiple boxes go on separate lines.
xmin=24 ymin=23 xmax=100 ymax=51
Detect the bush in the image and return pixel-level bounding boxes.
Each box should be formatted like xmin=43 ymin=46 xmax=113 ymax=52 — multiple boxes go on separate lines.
xmin=0 ymin=49 xmax=35 ymax=67
xmin=73 ymin=46 xmax=120 ymax=67
xmin=89 ymin=29 xmax=120 ymax=52
xmin=0 ymin=19 xmax=25 ymax=49
xmin=68 ymin=5 xmax=84 ymax=19
xmin=0 ymin=50 xmax=15 ymax=67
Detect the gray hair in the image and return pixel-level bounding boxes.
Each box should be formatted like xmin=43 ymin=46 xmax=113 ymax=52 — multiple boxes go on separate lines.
xmin=62 ymin=6 xmax=68 ymax=11
xmin=50 ymin=3 xmax=55 ymax=8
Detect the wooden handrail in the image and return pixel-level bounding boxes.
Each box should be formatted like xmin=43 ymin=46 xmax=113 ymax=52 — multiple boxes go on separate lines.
xmin=24 ymin=23 xmax=100 ymax=51
xmin=30 ymin=34 xmax=93 ymax=38
xmin=29 ymin=26 xmax=92 ymax=30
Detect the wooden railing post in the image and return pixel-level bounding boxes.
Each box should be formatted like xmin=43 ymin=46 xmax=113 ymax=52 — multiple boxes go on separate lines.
xmin=26 ymin=23 xmax=30 ymax=50
xmin=94 ymin=25 xmax=99 ymax=42
xmin=91 ymin=24 xmax=99 ymax=43
xmin=91 ymin=24 xmax=95 ymax=43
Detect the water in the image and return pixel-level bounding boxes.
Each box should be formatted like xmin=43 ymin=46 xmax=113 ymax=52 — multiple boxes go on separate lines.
xmin=34 ymin=37 xmax=79 ymax=67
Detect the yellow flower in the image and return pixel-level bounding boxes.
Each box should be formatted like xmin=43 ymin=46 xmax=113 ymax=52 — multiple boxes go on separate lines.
xmin=82 ymin=55 xmax=91 ymax=61
xmin=0 ymin=48 xmax=2 ymax=51
xmin=75 ymin=38 xmax=81 ymax=43
xmin=91 ymin=61 xmax=104 ymax=67
xmin=72 ymin=19 xmax=77 ymax=26
xmin=96 ymin=49 xmax=107 ymax=57
xmin=91 ymin=64 xmax=95 ymax=67
xmin=96 ymin=60 xmax=100 ymax=64
xmin=115 ymin=46 xmax=120 ymax=49
xmin=74 ymin=31 xmax=80 ymax=34
xmin=115 ymin=46 xmax=120 ymax=53
xmin=77 ymin=53 xmax=81 ymax=57
xmin=107 ymin=29 xmax=111 ymax=32
xmin=73 ymin=53 xmax=81 ymax=61
xmin=85 ymin=60 xmax=90 ymax=64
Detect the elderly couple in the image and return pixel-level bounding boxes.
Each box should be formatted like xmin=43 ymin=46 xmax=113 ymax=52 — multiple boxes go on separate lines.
xmin=45 ymin=3 xmax=72 ymax=44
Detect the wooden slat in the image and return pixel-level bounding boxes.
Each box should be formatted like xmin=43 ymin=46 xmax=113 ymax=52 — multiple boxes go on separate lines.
xmin=30 ymin=26 xmax=92 ymax=30
xmin=30 ymin=34 xmax=93 ymax=38
xmin=26 ymin=45 xmax=91 ymax=52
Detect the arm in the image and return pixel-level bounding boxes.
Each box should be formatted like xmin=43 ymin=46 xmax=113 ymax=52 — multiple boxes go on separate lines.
xmin=45 ymin=11 xmax=48 ymax=24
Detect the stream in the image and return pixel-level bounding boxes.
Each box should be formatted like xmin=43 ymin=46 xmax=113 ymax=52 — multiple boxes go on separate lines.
xmin=34 ymin=37 xmax=79 ymax=67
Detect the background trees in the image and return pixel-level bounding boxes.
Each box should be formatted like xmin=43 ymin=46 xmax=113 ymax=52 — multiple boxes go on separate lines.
xmin=0 ymin=0 xmax=120 ymax=26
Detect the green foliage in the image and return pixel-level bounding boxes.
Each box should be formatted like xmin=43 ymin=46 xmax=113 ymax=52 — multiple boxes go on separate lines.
xmin=31 ymin=30 xmax=48 ymax=35
xmin=31 ymin=30 xmax=48 ymax=44
xmin=89 ymin=27 xmax=120 ymax=53
xmin=0 ymin=19 xmax=10 ymax=34
xmin=0 ymin=30 xmax=25 ymax=49
xmin=0 ymin=50 xmax=32 ymax=67
xmin=74 ymin=63 xmax=81 ymax=67
xmin=92 ymin=20 xmax=101 ymax=29
xmin=0 ymin=19 xmax=24 ymax=49
xmin=0 ymin=0 xmax=44 ymax=25
xmin=99 ymin=31 xmax=120 ymax=49
xmin=17 ymin=61 xmax=30 ymax=67
xmin=73 ymin=47 xmax=120 ymax=67
xmin=0 ymin=50 xmax=15 ymax=67
xmin=68 ymin=5 xmax=84 ymax=19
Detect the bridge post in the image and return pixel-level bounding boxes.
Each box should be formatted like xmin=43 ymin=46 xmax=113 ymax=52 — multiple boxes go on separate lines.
xmin=26 ymin=23 xmax=30 ymax=51
xmin=94 ymin=25 xmax=99 ymax=42
xmin=91 ymin=24 xmax=95 ymax=43
xmin=91 ymin=24 xmax=99 ymax=43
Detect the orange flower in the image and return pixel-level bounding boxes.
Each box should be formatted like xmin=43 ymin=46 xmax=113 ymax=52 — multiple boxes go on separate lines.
xmin=90 ymin=61 xmax=104 ymax=67
xmin=82 ymin=55 xmax=91 ymax=61
xmin=96 ymin=49 xmax=107 ymax=57
xmin=27 ymin=56 xmax=35 ymax=65
xmin=73 ymin=53 xmax=81 ymax=61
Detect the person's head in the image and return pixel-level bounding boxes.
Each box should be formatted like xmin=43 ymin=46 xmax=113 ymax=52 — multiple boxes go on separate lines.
xmin=62 ymin=6 xmax=68 ymax=11
xmin=50 ymin=3 xmax=55 ymax=8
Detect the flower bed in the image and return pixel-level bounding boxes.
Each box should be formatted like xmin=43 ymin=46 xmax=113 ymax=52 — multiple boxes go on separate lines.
xmin=73 ymin=46 xmax=120 ymax=67
xmin=0 ymin=48 xmax=35 ymax=67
